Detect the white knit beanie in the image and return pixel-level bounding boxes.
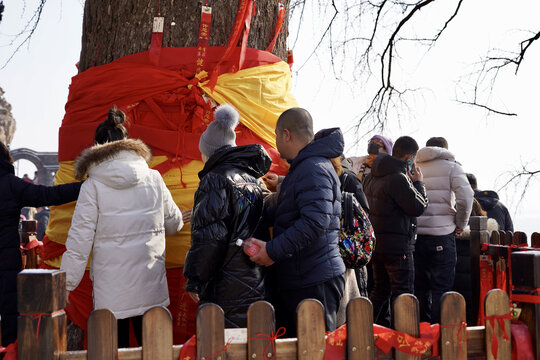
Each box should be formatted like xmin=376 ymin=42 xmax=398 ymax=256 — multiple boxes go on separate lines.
xmin=199 ymin=104 xmax=240 ymax=157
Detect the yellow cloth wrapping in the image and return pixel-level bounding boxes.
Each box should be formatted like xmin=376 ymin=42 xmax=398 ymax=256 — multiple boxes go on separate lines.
xmin=200 ymin=61 xmax=298 ymax=148
xmin=45 ymin=61 xmax=297 ymax=268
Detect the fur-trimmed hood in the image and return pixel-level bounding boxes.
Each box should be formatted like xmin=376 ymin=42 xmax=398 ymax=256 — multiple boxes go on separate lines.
xmin=75 ymin=139 xmax=153 ymax=188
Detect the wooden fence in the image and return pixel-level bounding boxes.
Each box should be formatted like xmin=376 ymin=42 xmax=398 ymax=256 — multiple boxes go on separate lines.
xmin=469 ymin=216 xmax=540 ymax=359
xmin=16 ymin=269 xmax=516 ymax=360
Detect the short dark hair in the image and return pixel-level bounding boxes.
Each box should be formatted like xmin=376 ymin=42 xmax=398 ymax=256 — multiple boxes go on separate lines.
xmin=0 ymin=141 xmax=13 ymax=164
xmin=466 ymin=173 xmax=477 ymax=188
xmin=94 ymin=106 xmax=129 ymax=145
xmin=392 ymin=136 xmax=419 ymax=159
xmin=426 ymin=137 xmax=448 ymax=149
xmin=276 ymin=107 xmax=314 ymax=142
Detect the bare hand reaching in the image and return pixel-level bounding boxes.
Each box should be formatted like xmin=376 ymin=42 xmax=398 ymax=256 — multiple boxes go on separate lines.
xmin=248 ymin=238 xmax=275 ymax=266
xmin=181 ymin=209 xmax=192 ymax=224
xmin=408 ymin=164 xmax=423 ymax=182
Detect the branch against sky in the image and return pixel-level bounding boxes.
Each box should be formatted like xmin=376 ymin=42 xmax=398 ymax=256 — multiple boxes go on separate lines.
xmin=290 ymin=0 xmax=539 ymax=132
xmin=0 ymin=0 xmax=47 ymax=69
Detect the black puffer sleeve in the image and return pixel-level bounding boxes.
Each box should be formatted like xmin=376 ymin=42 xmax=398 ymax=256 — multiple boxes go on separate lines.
xmin=184 ymin=173 xmax=232 ymax=294
xmin=10 ymin=175 xmax=82 ymax=208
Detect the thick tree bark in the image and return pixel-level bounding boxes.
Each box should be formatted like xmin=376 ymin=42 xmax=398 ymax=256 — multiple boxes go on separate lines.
xmin=78 ymin=0 xmax=289 ymax=72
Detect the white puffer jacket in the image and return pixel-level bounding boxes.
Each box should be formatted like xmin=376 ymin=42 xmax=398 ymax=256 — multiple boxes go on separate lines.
xmin=60 ymin=139 xmax=183 ymax=319
xmin=416 ymin=147 xmax=473 ymax=236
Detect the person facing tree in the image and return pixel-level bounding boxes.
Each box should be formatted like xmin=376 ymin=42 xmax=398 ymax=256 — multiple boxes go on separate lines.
xmin=60 ymin=107 xmax=186 ymax=347
xmin=183 ymin=104 xmax=272 ymax=328
xmin=0 ymin=141 xmax=82 ymax=347
xmin=249 ymin=108 xmax=346 ymax=336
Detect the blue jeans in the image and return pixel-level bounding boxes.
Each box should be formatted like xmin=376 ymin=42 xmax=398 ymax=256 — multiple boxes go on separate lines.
xmin=414 ymin=233 xmax=457 ymax=323
xmin=369 ymin=251 xmax=414 ymax=327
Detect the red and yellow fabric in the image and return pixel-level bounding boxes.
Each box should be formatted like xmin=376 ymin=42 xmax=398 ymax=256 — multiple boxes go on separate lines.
xmin=43 ymin=46 xmax=296 ymax=269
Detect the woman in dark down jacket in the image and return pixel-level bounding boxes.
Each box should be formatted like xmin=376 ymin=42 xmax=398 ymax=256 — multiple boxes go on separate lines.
xmin=183 ymin=104 xmax=272 ymax=328
xmin=0 ymin=141 xmax=82 ymax=347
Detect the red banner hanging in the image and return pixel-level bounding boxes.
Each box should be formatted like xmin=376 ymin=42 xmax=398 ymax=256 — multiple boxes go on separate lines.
xmin=208 ymin=0 xmax=252 ymax=89
xmin=149 ymin=17 xmax=165 ymax=65
xmin=266 ymin=3 xmax=285 ymax=53
xmin=196 ymin=6 xmax=212 ymax=74
xmin=237 ymin=0 xmax=254 ymax=71
xmin=478 ymin=255 xmax=494 ymax=325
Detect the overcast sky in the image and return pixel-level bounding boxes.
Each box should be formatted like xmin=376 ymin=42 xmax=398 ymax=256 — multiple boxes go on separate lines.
xmin=1 ymin=0 xmax=539 ymax=235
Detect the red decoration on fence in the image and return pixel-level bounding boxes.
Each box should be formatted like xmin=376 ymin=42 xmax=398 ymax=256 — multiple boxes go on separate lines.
xmin=478 ymin=255 xmax=494 ymax=325
xmin=485 ymin=313 xmax=511 ymax=360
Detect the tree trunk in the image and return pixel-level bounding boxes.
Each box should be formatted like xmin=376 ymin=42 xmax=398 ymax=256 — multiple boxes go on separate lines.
xmin=78 ymin=0 xmax=289 ymax=72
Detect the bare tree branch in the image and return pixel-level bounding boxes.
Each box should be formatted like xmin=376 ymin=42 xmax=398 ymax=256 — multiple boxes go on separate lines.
xmin=455 ymin=99 xmax=517 ymax=116
xmin=1 ymin=0 xmax=47 ymax=69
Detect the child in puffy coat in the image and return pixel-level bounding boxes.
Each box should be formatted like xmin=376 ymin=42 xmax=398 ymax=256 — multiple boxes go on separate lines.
xmin=60 ymin=107 xmax=188 ymax=347
xmin=183 ymin=104 xmax=272 ymax=328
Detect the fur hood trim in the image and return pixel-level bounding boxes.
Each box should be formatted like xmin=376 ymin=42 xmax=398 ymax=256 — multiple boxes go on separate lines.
xmin=75 ymin=139 xmax=152 ymax=180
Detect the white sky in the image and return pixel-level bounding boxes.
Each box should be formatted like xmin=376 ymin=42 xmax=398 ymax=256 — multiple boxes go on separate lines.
xmin=1 ymin=0 xmax=539 ymax=236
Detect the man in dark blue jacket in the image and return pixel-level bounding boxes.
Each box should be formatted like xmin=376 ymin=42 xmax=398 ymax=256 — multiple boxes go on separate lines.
xmin=250 ymin=108 xmax=345 ymax=336
xmin=363 ymin=136 xmax=428 ymax=326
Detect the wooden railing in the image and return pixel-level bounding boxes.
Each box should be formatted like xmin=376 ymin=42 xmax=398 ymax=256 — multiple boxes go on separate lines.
xmin=16 ymin=269 xmax=516 ymax=360
xmin=469 ymin=216 xmax=540 ymax=359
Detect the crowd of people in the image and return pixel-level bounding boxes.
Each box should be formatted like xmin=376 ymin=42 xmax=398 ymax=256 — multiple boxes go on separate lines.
xmin=0 ymin=104 xmax=513 ymax=347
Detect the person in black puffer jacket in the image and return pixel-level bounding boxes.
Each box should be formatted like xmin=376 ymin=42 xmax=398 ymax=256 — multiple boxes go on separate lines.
xmin=249 ymin=108 xmax=346 ymax=337
xmin=363 ymin=136 xmax=428 ymax=326
xmin=0 ymin=141 xmax=82 ymax=347
xmin=183 ymin=104 xmax=272 ymax=328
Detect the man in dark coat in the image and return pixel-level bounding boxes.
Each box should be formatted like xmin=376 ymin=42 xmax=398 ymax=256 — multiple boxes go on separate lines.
xmin=0 ymin=141 xmax=82 ymax=346
xmin=363 ymin=136 xmax=428 ymax=326
xmin=183 ymin=104 xmax=272 ymax=328
xmin=250 ymin=108 xmax=345 ymax=336
xmin=467 ymin=173 xmax=514 ymax=232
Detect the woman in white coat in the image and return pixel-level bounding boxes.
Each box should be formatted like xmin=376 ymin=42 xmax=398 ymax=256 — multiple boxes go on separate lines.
xmin=60 ymin=107 xmax=187 ymax=347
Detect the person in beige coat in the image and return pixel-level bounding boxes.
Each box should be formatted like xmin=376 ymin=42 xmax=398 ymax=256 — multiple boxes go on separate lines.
xmin=60 ymin=108 xmax=187 ymax=347
xmin=415 ymin=137 xmax=473 ymax=323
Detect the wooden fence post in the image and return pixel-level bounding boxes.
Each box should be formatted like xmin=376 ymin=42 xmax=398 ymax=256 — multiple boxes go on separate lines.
xmin=196 ymin=303 xmax=224 ymax=360
xmin=87 ymin=309 xmax=117 ymax=360
xmin=440 ymin=292 xmax=467 ymax=360
xmin=531 ymin=233 xmax=540 ymax=248
xmin=247 ymin=301 xmax=275 ymax=360
xmin=511 ymin=250 xmax=540 ymax=360
xmin=297 ymin=299 xmax=325 ymax=360
xmin=490 ymin=231 xmax=500 ymax=245
xmin=346 ymin=297 xmax=374 ymax=360
xmin=470 ymin=216 xmax=489 ymax=326
xmin=485 ymin=289 xmax=511 ymax=360
xmin=393 ymin=294 xmax=420 ymax=360
xmin=17 ymin=269 xmax=67 ymax=360
xmin=512 ymin=231 xmax=528 ymax=246
xmin=143 ymin=306 xmax=173 ymax=360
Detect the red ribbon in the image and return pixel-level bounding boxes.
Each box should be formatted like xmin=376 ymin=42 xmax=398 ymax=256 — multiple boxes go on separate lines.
xmin=20 ymin=310 xmax=65 ymax=339
xmin=440 ymin=321 xmax=469 ymax=360
xmin=485 ymin=313 xmax=511 ymax=360
xmin=511 ymin=288 xmax=540 ymax=304
xmin=373 ymin=322 xmax=440 ymax=356
xmin=196 ymin=6 xmax=212 ymax=73
xmin=247 ymin=326 xmax=286 ymax=360
xmin=266 ymin=3 xmax=285 ymax=53
xmin=208 ymin=0 xmax=252 ymax=90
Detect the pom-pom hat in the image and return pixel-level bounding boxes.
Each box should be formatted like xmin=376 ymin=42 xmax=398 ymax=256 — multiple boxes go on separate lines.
xmin=199 ymin=104 xmax=240 ymax=157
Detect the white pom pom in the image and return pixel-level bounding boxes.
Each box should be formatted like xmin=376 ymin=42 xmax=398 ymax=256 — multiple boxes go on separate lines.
xmin=214 ymin=104 xmax=239 ymax=129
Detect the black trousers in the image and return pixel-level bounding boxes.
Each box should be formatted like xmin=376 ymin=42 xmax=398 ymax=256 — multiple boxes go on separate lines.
xmin=275 ymin=274 xmax=345 ymax=338
xmin=118 ymin=315 xmax=143 ymax=348
xmin=415 ymin=233 xmax=457 ymax=323
xmin=369 ymin=251 xmax=414 ymax=327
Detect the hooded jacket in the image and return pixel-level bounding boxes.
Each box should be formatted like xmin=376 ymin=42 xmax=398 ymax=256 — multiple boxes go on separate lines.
xmin=266 ymin=128 xmax=346 ymax=289
xmin=416 ymin=147 xmax=474 ymax=236
xmin=60 ymin=139 xmax=183 ymax=319
xmin=474 ymin=190 xmax=513 ymax=232
xmin=363 ymin=153 xmax=428 ymax=254
xmin=183 ymin=144 xmax=272 ymax=328
xmin=0 ymin=158 xmax=81 ymax=346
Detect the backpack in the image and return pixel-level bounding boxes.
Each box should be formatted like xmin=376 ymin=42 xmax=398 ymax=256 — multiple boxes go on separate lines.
xmin=338 ymin=173 xmax=375 ymax=268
